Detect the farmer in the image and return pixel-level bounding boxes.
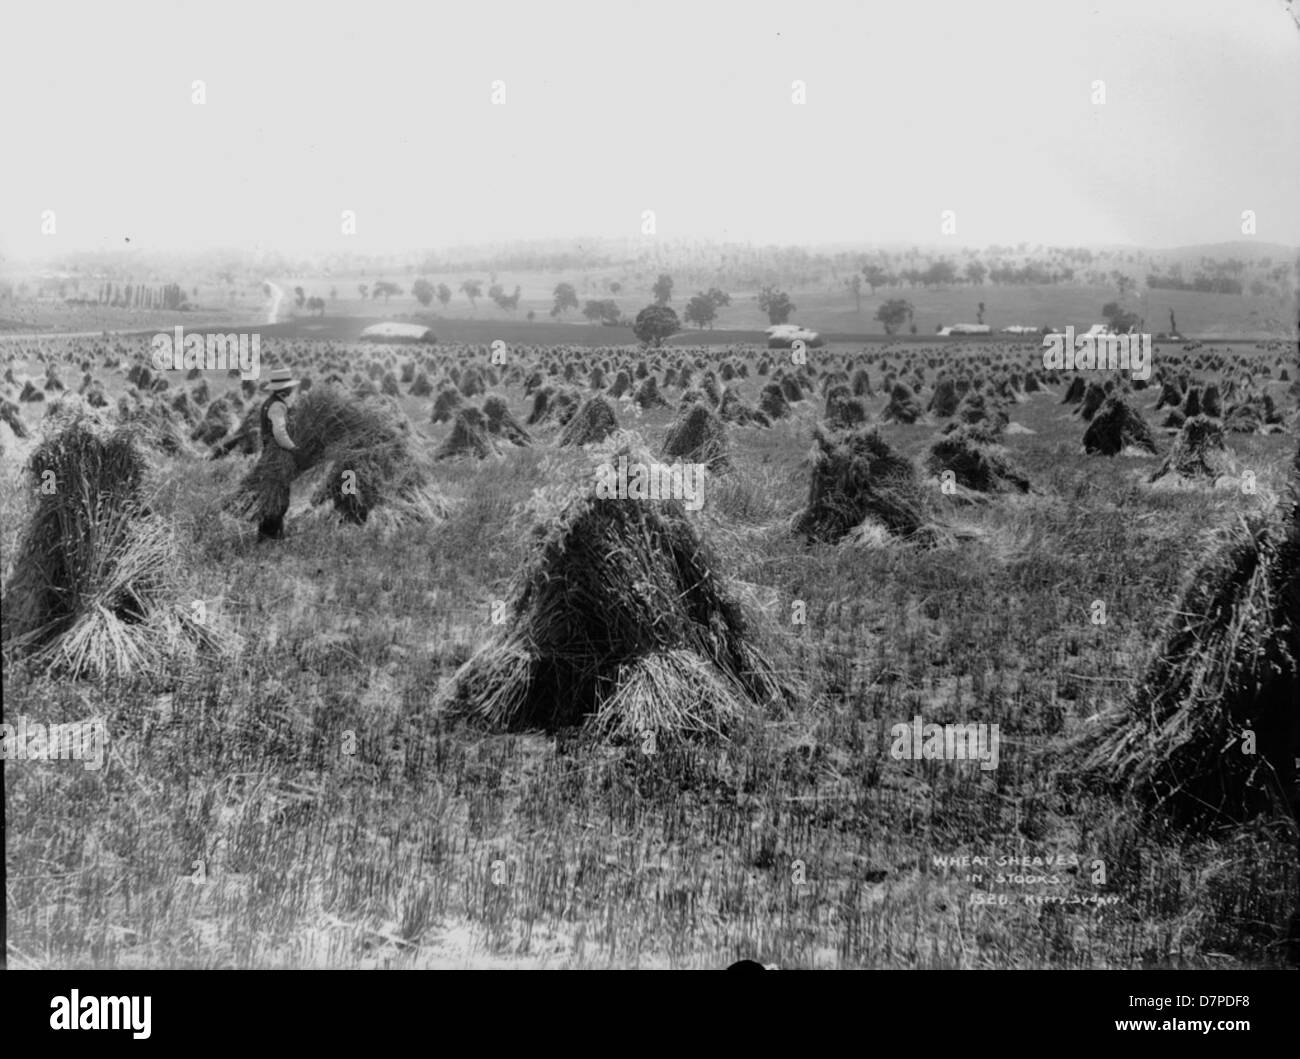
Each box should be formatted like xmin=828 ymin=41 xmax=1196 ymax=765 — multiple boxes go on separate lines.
xmin=254 ymin=368 xmax=300 ymax=540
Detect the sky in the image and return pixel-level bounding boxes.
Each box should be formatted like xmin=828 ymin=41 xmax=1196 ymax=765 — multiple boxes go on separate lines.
xmin=2 ymin=0 xmax=1298 ymax=260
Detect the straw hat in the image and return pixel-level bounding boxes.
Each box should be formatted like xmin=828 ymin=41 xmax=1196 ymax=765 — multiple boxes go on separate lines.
xmin=264 ymin=368 xmax=301 ymax=392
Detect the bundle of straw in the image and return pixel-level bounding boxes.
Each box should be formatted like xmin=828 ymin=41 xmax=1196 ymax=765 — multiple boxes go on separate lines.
xmin=926 ymin=425 xmax=1030 ymax=493
xmin=3 ymin=409 xmax=218 ymax=678
xmin=558 ymin=396 xmax=620 ymax=447
xmin=440 ymin=440 xmax=796 ymax=741
xmin=232 ymin=385 xmax=442 ymax=525
xmin=661 ymin=402 xmax=728 ymax=469
xmin=1083 ymin=396 xmax=1159 ymax=455
xmin=717 ymin=387 xmax=771 ymax=428
xmin=1148 ymin=415 xmax=1232 ymax=483
xmin=793 ymin=426 xmax=937 ymax=545
xmin=1080 ymin=484 xmax=1299 ymax=827
xmin=881 ymin=383 xmax=924 ymax=424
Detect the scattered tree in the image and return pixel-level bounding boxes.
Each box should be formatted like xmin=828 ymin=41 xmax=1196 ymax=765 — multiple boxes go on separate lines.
xmin=861 ymin=264 xmax=890 ymax=294
xmin=491 ymin=284 xmax=522 ymax=311
xmin=846 ymin=274 xmax=863 ymax=312
xmin=652 ymin=274 xmax=674 ymax=305
xmin=922 ymin=260 xmax=958 ymax=287
xmin=632 ymin=304 xmax=680 ymax=347
xmin=874 ymin=298 xmax=914 ymax=335
xmin=412 ymin=278 xmax=435 ymax=307
xmin=758 ymin=285 xmax=795 ymax=325
xmin=1101 ymin=301 xmax=1140 ymax=333
xmin=582 ymin=298 xmax=621 ymax=324
xmin=551 ymin=282 xmax=579 ymax=318
xmin=683 ymin=293 xmax=718 ymax=330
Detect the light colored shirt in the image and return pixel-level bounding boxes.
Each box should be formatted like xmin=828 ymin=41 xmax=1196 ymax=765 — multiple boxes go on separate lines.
xmin=268 ymin=401 xmax=296 ymax=450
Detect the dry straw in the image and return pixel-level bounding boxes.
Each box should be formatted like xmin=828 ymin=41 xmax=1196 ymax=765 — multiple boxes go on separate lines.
xmin=1 ymin=399 xmax=28 ymax=438
xmin=1083 ymin=395 xmax=1159 ymax=456
xmin=482 ymin=395 xmax=532 ymax=447
xmin=233 ymin=384 xmax=445 ymax=525
xmin=793 ymin=426 xmax=941 ymax=545
xmin=3 ymin=401 xmax=219 ymax=679
xmin=1148 ymin=415 xmax=1232 ymax=483
xmin=882 ymin=382 xmax=924 ymax=424
xmin=1080 ymin=472 xmax=1299 ymax=828
xmin=435 ymin=406 xmax=502 ymax=461
xmin=661 ymin=402 xmax=728 ymax=469
xmin=926 ymin=425 xmax=1030 ymax=494
xmin=718 ymin=386 xmax=771 ymax=428
xmin=439 ymin=438 xmax=797 ymax=742
xmin=558 ymin=395 xmax=620 ymax=447
xmin=758 ymin=382 xmax=791 ymax=420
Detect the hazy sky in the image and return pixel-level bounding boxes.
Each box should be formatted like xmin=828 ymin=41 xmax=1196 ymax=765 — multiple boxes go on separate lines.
xmin=3 ymin=0 xmax=1298 ymax=259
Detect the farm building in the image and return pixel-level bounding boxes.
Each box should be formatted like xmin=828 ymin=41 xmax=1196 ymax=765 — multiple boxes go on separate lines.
xmin=938 ymin=324 xmax=991 ymax=336
xmin=765 ymin=324 xmax=824 ymax=349
xmin=359 ymin=322 xmax=437 ymax=344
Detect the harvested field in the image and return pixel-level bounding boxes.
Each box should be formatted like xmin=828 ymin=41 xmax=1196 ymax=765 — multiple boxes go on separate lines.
xmin=3 ymin=317 xmax=1298 ymax=974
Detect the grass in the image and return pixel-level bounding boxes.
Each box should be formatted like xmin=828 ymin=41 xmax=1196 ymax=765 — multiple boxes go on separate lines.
xmin=2 ymin=335 xmax=1298 ymax=968
xmin=7 ymin=273 xmax=1294 ymax=346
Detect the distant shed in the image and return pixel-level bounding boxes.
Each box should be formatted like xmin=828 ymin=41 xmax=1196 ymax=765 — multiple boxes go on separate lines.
xmin=359 ymin=322 xmax=437 ymax=344
xmin=765 ymin=324 xmax=825 ymax=349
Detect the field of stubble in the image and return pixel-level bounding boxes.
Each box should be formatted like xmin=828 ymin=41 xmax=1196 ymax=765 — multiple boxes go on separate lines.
xmin=3 ymin=336 xmax=1297 ymax=969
